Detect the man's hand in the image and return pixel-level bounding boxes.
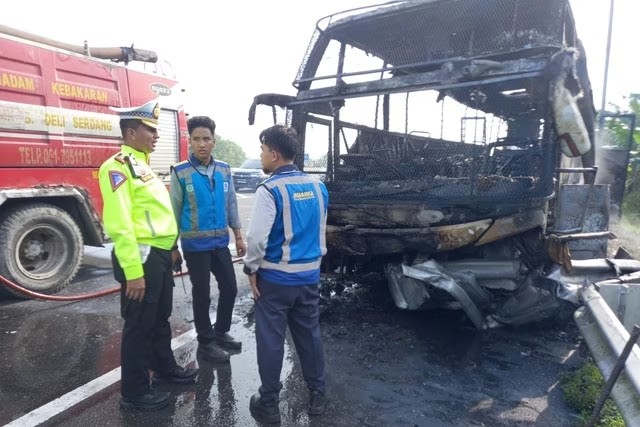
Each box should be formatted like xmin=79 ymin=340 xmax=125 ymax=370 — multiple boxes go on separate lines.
xmin=235 ymin=238 xmax=247 ymax=257
xmin=247 ymin=273 xmax=260 ymax=299
xmin=126 ymin=277 xmax=146 ymax=302
xmin=171 ymin=248 xmax=183 ymax=268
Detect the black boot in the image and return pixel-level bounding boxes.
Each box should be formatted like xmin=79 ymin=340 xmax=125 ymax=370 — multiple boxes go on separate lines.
xmin=197 ymin=341 xmax=230 ymax=363
xmin=308 ymin=390 xmax=327 ymax=415
xmin=153 ymin=366 xmax=198 ymax=385
xmin=249 ymin=393 xmax=281 ymax=424
xmin=213 ymin=331 xmax=242 ymax=350
xmin=120 ymin=390 xmax=170 ymax=411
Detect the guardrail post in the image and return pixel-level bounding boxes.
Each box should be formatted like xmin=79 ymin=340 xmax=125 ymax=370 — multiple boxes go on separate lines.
xmin=575 ymin=284 xmax=640 ymax=426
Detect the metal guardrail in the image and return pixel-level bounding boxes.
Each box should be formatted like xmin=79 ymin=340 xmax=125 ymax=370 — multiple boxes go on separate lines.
xmin=575 ymin=284 xmax=640 ymax=425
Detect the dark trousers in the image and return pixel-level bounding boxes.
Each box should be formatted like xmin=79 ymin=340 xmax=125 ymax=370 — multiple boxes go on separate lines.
xmin=255 ymin=279 xmax=326 ymax=403
xmin=184 ymin=247 xmax=238 ymax=343
xmin=112 ymin=247 xmax=177 ymax=398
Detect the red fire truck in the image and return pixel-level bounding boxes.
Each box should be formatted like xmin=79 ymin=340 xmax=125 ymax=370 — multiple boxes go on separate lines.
xmin=0 ymin=25 xmax=189 ymax=295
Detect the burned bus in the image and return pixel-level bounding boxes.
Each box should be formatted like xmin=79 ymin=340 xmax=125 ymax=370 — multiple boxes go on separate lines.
xmin=248 ymin=0 xmax=627 ymax=328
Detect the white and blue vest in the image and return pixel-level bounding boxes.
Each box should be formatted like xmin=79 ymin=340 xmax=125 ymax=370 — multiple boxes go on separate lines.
xmin=259 ymin=168 xmax=328 ymax=285
xmin=172 ymin=155 xmax=232 ymax=252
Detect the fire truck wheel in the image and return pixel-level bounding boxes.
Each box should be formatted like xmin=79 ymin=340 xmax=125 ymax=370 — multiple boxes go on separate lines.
xmin=0 ymin=203 xmax=83 ymax=297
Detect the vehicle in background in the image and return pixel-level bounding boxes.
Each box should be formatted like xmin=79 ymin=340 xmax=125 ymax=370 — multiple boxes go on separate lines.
xmin=231 ymin=159 xmax=267 ymax=191
xmin=0 ymin=24 xmax=188 ymax=296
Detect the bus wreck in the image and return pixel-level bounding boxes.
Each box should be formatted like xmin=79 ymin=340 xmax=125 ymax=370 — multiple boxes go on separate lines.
xmin=248 ymin=0 xmax=634 ymax=328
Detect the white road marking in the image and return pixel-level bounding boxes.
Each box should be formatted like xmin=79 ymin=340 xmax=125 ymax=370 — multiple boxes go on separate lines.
xmin=6 ymin=328 xmax=197 ymax=427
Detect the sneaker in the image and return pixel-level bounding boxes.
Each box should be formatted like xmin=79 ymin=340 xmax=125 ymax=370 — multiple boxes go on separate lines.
xmin=308 ymin=390 xmax=327 ymax=416
xmin=213 ymin=331 xmax=242 ymax=350
xmin=197 ymin=342 xmax=230 ymax=363
xmin=153 ymin=366 xmax=198 ymax=385
xmin=249 ymin=393 xmax=281 ymax=424
xmin=120 ymin=390 xmax=170 ymax=411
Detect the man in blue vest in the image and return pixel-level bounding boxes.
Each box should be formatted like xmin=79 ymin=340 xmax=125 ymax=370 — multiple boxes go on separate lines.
xmin=244 ymin=124 xmax=329 ymax=424
xmin=170 ymin=116 xmax=246 ymax=363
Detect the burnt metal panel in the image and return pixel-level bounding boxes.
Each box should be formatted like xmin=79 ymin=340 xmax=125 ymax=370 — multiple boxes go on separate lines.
xmin=319 ymin=0 xmax=567 ymax=67
xmin=475 ymin=208 xmax=547 ymax=246
xmin=326 ymin=218 xmax=492 ymax=256
xmin=293 ymin=57 xmax=549 ymax=107
xmin=555 ymin=184 xmax=610 ymax=259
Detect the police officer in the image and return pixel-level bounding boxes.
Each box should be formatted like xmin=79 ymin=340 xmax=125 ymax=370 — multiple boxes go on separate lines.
xmin=99 ymin=100 xmax=197 ymax=411
xmin=170 ymin=116 xmax=245 ymax=363
xmin=244 ymin=125 xmax=329 ymax=424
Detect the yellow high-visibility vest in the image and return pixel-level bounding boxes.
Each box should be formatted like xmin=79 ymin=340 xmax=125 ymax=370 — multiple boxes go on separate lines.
xmin=98 ymin=145 xmax=178 ymax=280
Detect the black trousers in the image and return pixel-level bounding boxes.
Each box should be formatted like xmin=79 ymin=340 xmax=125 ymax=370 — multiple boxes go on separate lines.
xmin=184 ymin=247 xmax=238 ymax=343
xmin=112 ymin=247 xmax=177 ymax=398
xmin=255 ymin=279 xmax=326 ymax=403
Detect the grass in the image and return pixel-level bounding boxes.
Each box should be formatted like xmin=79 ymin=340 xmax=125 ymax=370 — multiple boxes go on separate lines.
xmin=608 ymin=216 xmax=640 ymax=259
xmin=561 ymin=360 xmax=625 ymax=427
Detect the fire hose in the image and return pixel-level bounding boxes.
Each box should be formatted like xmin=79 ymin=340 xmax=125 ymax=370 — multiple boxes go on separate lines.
xmin=0 ymin=257 xmax=243 ymax=302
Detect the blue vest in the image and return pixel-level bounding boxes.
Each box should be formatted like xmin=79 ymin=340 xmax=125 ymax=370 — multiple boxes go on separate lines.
xmin=259 ymin=168 xmax=329 ymax=285
xmin=172 ymin=155 xmax=232 ymax=252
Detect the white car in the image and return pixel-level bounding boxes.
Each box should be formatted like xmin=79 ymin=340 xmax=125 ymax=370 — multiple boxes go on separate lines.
xmin=231 ymin=159 xmax=268 ymax=191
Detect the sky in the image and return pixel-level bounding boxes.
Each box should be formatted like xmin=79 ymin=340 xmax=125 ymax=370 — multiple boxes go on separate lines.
xmin=2 ymin=0 xmax=638 ymax=158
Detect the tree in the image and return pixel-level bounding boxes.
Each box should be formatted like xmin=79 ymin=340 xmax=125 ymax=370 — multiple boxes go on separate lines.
xmin=606 ymin=95 xmax=640 ymax=217
xmin=606 ymin=95 xmax=640 ymax=151
xmin=213 ymin=136 xmax=247 ymax=167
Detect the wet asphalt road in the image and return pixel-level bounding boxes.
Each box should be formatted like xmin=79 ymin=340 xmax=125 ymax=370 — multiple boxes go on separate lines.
xmin=0 ymin=261 xmax=286 ymax=427
xmin=0 ymin=191 xmax=586 ymax=426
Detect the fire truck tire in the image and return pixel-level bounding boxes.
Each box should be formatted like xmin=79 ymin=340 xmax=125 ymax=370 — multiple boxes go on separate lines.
xmin=0 ymin=203 xmax=83 ymax=297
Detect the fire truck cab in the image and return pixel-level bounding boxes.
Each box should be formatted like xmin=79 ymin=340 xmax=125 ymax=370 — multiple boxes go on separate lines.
xmin=0 ymin=26 xmax=188 ymax=295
